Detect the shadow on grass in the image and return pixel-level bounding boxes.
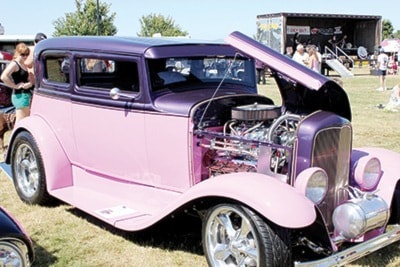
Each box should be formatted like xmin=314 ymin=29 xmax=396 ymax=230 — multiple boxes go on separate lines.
xmin=67 ymin=207 xmax=204 ymax=255
xmin=65 ymin=206 xmax=400 ymax=265
xmin=31 ymin=241 xmax=58 ymax=267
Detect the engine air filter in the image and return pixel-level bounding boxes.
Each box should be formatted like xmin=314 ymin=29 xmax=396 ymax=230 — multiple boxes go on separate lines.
xmin=231 ymin=103 xmax=281 ymax=121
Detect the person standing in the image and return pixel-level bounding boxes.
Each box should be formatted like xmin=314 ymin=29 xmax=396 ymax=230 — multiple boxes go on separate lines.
xmin=0 ymin=43 xmax=33 ymax=123
xmin=328 ymin=35 xmax=339 ymax=55
xmin=25 ymin=32 xmax=47 ymax=85
xmin=375 ymin=48 xmax=389 ymax=91
xmin=291 ymin=32 xmax=300 ymax=57
xmin=307 ymin=45 xmax=321 ymax=73
xmin=292 ymin=44 xmax=309 ymax=66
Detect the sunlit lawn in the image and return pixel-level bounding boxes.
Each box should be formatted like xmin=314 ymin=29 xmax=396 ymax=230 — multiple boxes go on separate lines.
xmin=1 ymin=66 xmax=400 ymax=266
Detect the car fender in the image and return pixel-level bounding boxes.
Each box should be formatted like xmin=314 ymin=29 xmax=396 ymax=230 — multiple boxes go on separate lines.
xmin=0 ymin=206 xmax=34 ymax=263
xmin=180 ymin=172 xmax=316 ymax=228
xmin=6 ymin=116 xmax=72 ymax=190
xmin=352 ymin=147 xmax=400 ymax=205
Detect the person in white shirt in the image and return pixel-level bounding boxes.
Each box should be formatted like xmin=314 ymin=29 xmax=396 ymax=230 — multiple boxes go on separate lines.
xmin=292 ymin=44 xmax=309 ymax=66
xmin=375 ymin=48 xmax=389 ymax=91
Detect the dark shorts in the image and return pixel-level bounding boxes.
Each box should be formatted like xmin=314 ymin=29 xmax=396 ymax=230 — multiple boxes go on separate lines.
xmin=377 ymin=69 xmax=387 ymax=76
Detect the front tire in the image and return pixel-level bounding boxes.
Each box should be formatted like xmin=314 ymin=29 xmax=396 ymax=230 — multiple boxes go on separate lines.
xmin=11 ymin=131 xmax=50 ymax=205
xmin=0 ymin=240 xmax=30 ymax=267
xmin=202 ymin=203 xmax=291 ymax=267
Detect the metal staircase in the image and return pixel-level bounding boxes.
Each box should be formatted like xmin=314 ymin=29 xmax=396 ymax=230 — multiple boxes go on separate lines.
xmin=325 ymin=59 xmax=354 ymax=77
xmin=324 ymin=46 xmax=354 ymax=78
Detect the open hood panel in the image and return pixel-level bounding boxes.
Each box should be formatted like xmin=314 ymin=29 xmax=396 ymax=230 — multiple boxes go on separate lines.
xmin=226 ymin=31 xmax=351 ymax=121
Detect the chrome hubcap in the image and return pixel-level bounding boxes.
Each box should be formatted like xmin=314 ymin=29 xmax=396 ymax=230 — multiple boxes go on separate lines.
xmin=205 ymin=206 xmax=259 ymax=267
xmin=14 ymin=144 xmax=39 ymax=198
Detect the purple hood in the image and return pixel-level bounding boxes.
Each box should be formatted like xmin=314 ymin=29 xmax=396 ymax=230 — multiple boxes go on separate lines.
xmin=226 ymin=31 xmax=351 ymax=121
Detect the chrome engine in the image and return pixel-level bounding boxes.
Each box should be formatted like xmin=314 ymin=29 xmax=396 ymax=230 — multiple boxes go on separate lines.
xmin=201 ymin=103 xmax=300 ymax=177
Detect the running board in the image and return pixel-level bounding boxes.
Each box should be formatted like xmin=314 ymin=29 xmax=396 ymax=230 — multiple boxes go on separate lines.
xmin=49 ymin=166 xmax=183 ymax=231
xmin=295 ymin=224 xmax=400 ymax=266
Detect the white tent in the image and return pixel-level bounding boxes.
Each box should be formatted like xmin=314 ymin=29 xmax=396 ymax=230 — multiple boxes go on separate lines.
xmin=381 ymin=39 xmax=400 ymax=53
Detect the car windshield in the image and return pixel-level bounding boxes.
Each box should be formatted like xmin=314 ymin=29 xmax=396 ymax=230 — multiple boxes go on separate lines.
xmin=147 ymin=56 xmax=255 ymax=91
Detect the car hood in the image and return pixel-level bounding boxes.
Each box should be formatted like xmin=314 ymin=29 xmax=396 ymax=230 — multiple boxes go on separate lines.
xmin=226 ymin=31 xmax=351 ymax=121
xmin=153 ymin=87 xmax=257 ymax=115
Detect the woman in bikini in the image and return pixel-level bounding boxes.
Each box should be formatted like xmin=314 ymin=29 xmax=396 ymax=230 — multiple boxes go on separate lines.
xmin=0 ymin=43 xmax=33 ymax=152
xmin=1 ymin=43 xmax=33 ymax=123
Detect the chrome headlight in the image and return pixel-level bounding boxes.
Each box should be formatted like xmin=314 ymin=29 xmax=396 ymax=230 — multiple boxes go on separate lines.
xmin=353 ymin=156 xmax=382 ymax=190
xmin=0 ymin=240 xmax=29 ymax=267
xmin=295 ymin=167 xmax=328 ymax=204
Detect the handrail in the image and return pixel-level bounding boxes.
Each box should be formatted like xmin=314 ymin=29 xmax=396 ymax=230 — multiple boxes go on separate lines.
xmin=324 ymin=46 xmax=354 ymax=68
xmin=336 ymin=46 xmax=354 ymax=67
xmin=324 ymin=46 xmax=341 ymax=62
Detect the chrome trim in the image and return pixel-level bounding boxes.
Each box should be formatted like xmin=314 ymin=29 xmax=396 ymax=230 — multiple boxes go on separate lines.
xmin=313 ymin=125 xmax=352 ymax=230
xmin=295 ymin=224 xmax=400 ymax=267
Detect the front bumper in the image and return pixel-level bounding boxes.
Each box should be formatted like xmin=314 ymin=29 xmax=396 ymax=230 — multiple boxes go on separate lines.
xmin=295 ymin=224 xmax=400 ymax=267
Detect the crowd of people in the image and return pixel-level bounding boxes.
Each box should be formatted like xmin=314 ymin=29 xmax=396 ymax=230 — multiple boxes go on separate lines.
xmin=0 ymin=32 xmax=46 ymax=152
xmin=287 ymin=36 xmax=400 ymax=112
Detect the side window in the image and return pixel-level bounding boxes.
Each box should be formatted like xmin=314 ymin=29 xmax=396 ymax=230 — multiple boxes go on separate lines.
xmin=77 ymin=57 xmax=139 ymax=92
xmin=44 ymin=56 xmax=70 ymax=84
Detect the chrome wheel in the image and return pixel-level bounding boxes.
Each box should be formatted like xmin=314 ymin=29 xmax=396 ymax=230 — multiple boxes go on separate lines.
xmin=11 ymin=131 xmax=50 ymax=205
xmin=14 ymin=143 xmax=39 ymax=198
xmin=203 ymin=204 xmax=260 ymax=267
xmin=0 ymin=240 xmax=29 ymax=267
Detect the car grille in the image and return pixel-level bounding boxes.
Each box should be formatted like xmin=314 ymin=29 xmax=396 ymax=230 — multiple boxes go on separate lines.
xmin=312 ymin=125 xmax=352 ymax=231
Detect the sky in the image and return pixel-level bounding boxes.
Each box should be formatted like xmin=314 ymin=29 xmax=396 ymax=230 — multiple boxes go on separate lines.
xmin=1 ymin=0 xmax=399 ymax=41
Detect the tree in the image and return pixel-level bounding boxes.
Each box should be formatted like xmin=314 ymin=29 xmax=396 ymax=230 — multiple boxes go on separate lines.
xmin=137 ymin=13 xmax=188 ymax=37
xmin=382 ymin=19 xmax=394 ymax=39
xmin=53 ymin=0 xmax=117 ymax=36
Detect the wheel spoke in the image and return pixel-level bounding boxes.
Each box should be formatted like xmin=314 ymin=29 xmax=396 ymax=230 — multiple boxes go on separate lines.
xmin=237 ymin=218 xmax=251 ymax=240
xmin=213 ymin=243 xmax=231 ymax=261
xmin=240 ymin=247 xmax=258 ymax=264
xmin=216 ymin=212 xmax=236 ymax=237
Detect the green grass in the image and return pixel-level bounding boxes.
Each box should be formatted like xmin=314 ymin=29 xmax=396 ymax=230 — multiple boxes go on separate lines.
xmin=1 ymin=67 xmax=400 ymax=266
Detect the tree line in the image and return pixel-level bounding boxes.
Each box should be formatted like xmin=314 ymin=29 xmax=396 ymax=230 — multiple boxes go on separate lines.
xmin=53 ymin=0 xmax=399 ymax=40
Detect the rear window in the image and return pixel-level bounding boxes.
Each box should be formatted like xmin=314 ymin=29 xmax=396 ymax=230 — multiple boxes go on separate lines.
xmin=44 ymin=56 xmax=70 ymax=84
xmin=77 ymin=57 xmax=139 ymax=92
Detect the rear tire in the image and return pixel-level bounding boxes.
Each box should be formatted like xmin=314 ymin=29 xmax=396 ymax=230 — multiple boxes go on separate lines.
xmin=11 ymin=131 xmax=50 ymax=205
xmin=202 ymin=203 xmax=292 ymax=267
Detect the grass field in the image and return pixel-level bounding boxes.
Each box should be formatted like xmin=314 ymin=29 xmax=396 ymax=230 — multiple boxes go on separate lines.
xmin=1 ymin=67 xmax=400 ymax=266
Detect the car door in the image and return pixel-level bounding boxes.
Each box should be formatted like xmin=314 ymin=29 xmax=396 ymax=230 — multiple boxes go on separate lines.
xmin=70 ymin=55 xmax=151 ymax=185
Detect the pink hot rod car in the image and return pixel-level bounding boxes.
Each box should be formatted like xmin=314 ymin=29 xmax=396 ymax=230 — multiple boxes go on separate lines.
xmin=5 ymin=31 xmax=400 ymax=266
